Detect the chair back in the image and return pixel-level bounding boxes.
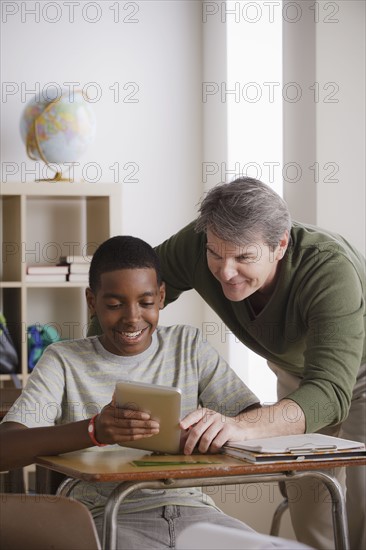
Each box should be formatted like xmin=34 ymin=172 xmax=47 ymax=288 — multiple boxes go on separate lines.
xmin=0 ymin=493 xmax=101 ymax=550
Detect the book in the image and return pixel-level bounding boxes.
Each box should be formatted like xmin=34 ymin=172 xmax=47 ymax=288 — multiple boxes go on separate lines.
xmin=67 ymin=274 xmax=89 ymax=282
xmin=68 ymin=263 xmax=90 ymax=274
xmin=222 ymin=434 xmax=366 ymax=464
xmin=59 ymin=255 xmax=93 ymax=264
xmin=26 ymin=274 xmax=67 ymax=282
xmin=27 ymin=265 xmax=69 ymax=275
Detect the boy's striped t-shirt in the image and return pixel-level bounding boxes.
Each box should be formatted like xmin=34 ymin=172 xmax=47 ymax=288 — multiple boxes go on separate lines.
xmin=3 ymin=324 xmax=259 ymax=514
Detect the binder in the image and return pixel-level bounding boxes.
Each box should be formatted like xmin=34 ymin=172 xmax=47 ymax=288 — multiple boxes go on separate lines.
xmin=223 ymin=434 xmax=366 ymax=463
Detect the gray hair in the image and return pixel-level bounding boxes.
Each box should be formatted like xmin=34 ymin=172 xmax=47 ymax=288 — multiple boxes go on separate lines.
xmin=195 ymin=177 xmax=292 ymax=248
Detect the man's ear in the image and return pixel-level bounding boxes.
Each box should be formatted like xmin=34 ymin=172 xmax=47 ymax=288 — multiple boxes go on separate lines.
xmin=159 ymin=282 xmax=166 ymax=309
xmin=277 ymin=230 xmax=290 ymax=259
xmin=85 ymin=287 xmax=96 ymax=315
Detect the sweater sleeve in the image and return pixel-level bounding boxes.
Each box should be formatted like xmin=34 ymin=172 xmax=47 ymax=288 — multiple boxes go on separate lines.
xmin=286 ymin=253 xmax=365 ymax=433
xmin=193 ymin=330 xmax=260 ymax=415
xmin=155 ymin=221 xmax=203 ymax=306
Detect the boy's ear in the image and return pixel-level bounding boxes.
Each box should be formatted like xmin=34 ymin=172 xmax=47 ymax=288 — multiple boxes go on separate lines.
xmin=159 ymin=282 xmax=166 ymax=309
xmin=85 ymin=287 xmax=97 ymax=315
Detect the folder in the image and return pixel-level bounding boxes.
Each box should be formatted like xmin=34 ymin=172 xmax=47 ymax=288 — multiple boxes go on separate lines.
xmin=223 ymin=434 xmax=366 ymax=463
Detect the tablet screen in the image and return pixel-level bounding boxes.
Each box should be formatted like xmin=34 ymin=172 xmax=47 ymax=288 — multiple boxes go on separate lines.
xmin=114 ymin=381 xmax=182 ymax=454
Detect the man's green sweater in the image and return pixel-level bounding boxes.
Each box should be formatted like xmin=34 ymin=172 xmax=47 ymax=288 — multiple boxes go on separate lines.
xmin=154 ymin=221 xmax=365 ymax=433
xmin=88 ymin=221 xmax=365 ymax=433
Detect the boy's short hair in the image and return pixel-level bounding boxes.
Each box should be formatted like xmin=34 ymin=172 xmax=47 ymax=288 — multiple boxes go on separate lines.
xmin=89 ymin=236 xmax=162 ymax=291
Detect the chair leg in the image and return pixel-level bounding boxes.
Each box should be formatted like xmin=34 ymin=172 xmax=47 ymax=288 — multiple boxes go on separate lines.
xmin=270 ymin=481 xmax=289 ymax=536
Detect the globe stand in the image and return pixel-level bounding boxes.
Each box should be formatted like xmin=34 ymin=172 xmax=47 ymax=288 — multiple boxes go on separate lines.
xmin=35 ymin=171 xmax=73 ymax=183
xmin=27 ymin=131 xmax=75 ymax=182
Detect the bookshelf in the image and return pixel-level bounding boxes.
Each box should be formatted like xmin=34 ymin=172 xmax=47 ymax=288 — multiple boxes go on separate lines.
xmin=0 ymin=182 xmax=122 ymax=388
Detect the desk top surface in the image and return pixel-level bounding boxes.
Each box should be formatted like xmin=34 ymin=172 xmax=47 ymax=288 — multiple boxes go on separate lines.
xmin=36 ymin=446 xmax=366 ymax=483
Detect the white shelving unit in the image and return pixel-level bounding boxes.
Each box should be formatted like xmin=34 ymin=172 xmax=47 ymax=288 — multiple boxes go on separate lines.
xmin=0 ymin=182 xmax=122 ymax=387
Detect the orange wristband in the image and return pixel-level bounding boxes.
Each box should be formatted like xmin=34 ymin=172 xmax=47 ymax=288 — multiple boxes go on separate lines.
xmin=88 ymin=414 xmax=107 ymax=447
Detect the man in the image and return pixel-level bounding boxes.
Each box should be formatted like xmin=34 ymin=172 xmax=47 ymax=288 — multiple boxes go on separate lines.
xmin=153 ymin=177 xmax=365 ymax=550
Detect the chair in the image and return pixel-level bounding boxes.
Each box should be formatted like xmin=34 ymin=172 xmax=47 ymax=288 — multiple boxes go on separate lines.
xmin=0 ymin=386 xmax=25 ymax=494
xmin=0 ymin=493 xmax=101 ymax=550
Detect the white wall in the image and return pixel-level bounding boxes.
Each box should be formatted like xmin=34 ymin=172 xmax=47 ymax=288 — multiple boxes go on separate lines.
xmin=283 ymin=0 xmax=365 ymax=254
xmin=1 ymin=0 xmax=204 ymax=328
xmin=316 ymin=0 xmax=365 ymax=253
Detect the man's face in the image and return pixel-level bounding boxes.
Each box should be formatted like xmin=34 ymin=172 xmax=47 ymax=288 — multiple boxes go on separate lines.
xmin=87 ymin=268 xmax=165 ymax=356
xmin=206 ymin=229 xmax=288 ymax=302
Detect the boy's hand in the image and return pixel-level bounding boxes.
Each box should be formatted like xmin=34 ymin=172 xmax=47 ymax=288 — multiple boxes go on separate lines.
xmin=180 ymin=408 xmax=246 ymax=455
xmin=94 ymin=401 xmax=160 ymax=445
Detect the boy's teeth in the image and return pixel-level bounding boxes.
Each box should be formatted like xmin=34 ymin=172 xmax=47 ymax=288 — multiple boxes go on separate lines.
xmin=122 ymin=330 xmax=142 ymax=338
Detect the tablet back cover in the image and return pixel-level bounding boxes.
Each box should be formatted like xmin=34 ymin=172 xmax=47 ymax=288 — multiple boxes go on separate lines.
xmin=115 ymin=381 xmax=182 ymax=454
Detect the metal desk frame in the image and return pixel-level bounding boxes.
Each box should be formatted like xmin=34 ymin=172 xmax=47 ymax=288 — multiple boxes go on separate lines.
xmin=56 ymin=468 xmax=348 ymax=550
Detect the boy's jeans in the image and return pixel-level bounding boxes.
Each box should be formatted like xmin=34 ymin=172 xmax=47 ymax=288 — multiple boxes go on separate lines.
xmin=94 ymin=504 xmax=254 ymax=549
xmin=93 ymin=504 xmax=312 ymax=549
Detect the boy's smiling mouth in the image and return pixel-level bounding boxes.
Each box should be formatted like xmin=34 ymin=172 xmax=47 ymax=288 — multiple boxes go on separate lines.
xmin=114 ymin=326 xmax=149 ymax=342
xmin=121 ymin=329 xmax=143 ymax=338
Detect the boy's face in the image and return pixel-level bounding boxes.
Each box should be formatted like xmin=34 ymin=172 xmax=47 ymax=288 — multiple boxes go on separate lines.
xmin=86 ymin=268 xmax=165 ymax=356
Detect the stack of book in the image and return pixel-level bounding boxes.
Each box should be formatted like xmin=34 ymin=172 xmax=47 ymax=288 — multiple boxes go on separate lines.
xmin=222 ymin=434 xmax=366 ymax=464
xmin=59 ymin=254 xmax=92 ymax=283
xmin=26 ymin=265 xmax=69 ymax=282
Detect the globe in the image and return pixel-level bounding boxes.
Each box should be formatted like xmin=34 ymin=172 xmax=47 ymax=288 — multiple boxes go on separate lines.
xmin=20 ymin=89 xmax=96 ymax=180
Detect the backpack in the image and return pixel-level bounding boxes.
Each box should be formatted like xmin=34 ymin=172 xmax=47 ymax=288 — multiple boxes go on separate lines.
xmin=0 ymin=313 xmax=18 ymax=375
xmin=27 ymin=324 xmax=62 ymax=371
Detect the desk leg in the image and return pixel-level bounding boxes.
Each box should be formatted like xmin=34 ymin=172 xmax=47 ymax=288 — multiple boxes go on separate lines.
xmin=102 ymin=480 xmax=170 ymax=550
xmin=56 ymin=477 xmax=81 ymax=497
xmin=291 ymin=471 xmax=350 ymax=550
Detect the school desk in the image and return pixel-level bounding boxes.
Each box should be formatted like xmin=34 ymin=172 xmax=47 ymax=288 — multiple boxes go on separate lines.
xmin=36 ymin=446 xmax=366 ymax=550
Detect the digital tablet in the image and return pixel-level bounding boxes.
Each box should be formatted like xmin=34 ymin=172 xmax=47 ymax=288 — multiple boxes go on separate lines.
xmin=114 ymin=381 xmax=182 ymax=454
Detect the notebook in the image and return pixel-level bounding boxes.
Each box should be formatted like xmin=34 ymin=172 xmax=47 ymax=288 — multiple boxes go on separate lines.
xmin=223 ymin=434 xmax=366 ymax=463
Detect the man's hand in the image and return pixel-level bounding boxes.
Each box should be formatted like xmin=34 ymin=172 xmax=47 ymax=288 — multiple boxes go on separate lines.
xmin=95 ymin=401 xmax=160 ymax=445
xmin=180 ymin=408 xmax=249 ymax=455
xmin=180 ymin=400 xmax=305 ymax=455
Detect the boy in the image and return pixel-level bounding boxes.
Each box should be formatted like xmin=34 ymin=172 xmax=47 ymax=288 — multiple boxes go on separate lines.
xmin=0 ymin=236 xmax=292 ymax=548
